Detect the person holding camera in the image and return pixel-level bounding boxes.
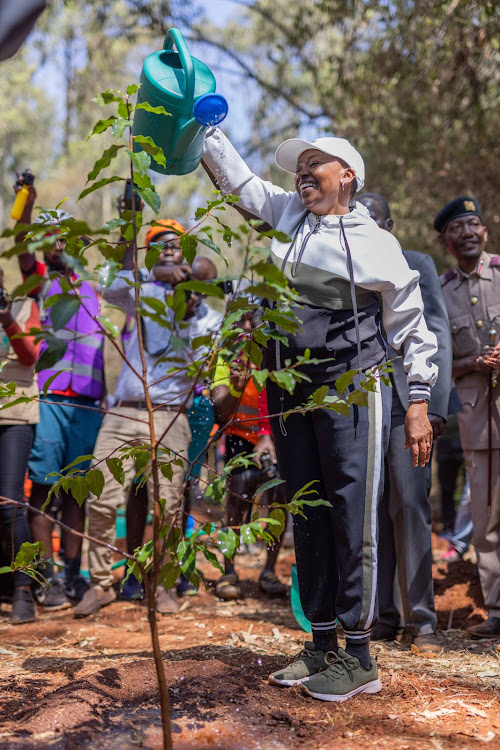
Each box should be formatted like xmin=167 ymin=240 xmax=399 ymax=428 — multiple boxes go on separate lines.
xmin=74 ymin=214 xmax=222 ymax=617
xmin=0 ymin=268 xmax=41 ymax=623
xmin=14 ymin=178 xmax=105 ymax=611
xmin=211 ymin=311 xmax=288 ymax=601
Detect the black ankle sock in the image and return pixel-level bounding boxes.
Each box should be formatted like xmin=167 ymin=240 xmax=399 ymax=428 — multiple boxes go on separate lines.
xmin=313 ymin=630 xmax=338 ymax=654
xmin=345 ymin=639 xmax=371 ymax=670
xmin=64 ymin=557 xmax=81 ymax=581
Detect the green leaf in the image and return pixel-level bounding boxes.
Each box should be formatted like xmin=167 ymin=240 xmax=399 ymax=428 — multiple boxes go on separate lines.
xmin=134 ymin=102 xmax=170 ymax=116
xmin=106 ymin=457 xmax=125 ymax=485
xmin=158 ymin=562 xmax=182 ymax=591
xmin=248 ymin=340 xmax=263 ymax=368
xmin=35 ymin=339 xmax=68 ymax=372
xmin=174 ymin=280 xmax=224 ymax=299
xmin=271 ymin=370 xmax=296 ymax=395
xmin=145 ymin=246 xmax=161 ymax=272
xmin=88 ymin=116 xmax=117 ymax=138
xmin=134 ymin=135 xmax=166 ymax=167
xmin=347 ymin=389 xmax=368 ymax=407
xmin=312 ymin=385 xmax=329 ymax=405
xmin=137 ymin=187 xmax=161 ymax=213
xmin=250 ymin=259 xmax=288 ymax=285
xmin=217 ymin=527 xmax=239 ymax=559
xmin=93 ymin=91 xmax=124 ymax=106
xmin=160 ymin=463 xmax=173 ymax=481
xmin=128 ymin=149 xmax=150 ymax=175
xmin=98 ymin=259 xmax=119 ymax=288
xmin=180 ymin=234 xmax=198 ymax=265
xmin=259 ymin=228 xmax=292 ymax=243
xmin=251 ymin=368 xmax=268 ymax=394
xmin=112 ymin=118 xmax=132 ymax=139
xmin=11 ymin=274 xmax=45 ymax=298
xmin=69 ymin=476 xmax=90 ymax=506
xmin=86 ymin=469 xmax=104 ymax=499
xmin=201 ymin=547 xmax=224 ymax=573
xmin=62 ymin=455 xmax=95 ymax=473
xmin=14 ymin=541 xmax=44 ymax=568
xmin=87 ymin=144 xmax=124 ymax=182
xmin=240 ymin=523 xmax=256 ymax=545
xmin=335 ymin=369 xmax=357 ymax=395
xmin=42 ymin=370 xmax=62 ymax=397
xmin=127 ymin=83 xmax=140 ymax=96
xmin=253 ymin=477 xmax=285 ymax=498
xmin=268 ymin=508 xmax=286 ymax=539
xmin=98 ymin=315 xmax=119 ymax=338
xmin=49 ymin=297 xmax=81 ymax=331
xmin=78 ymin=176 xmax=122 ymax=201
xmin=117 ymin=100 xmax=129 ymax=119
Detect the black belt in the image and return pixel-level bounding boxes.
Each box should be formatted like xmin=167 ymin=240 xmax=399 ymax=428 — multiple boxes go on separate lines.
xmin=116 ymin=399 xmax=185 ymax=413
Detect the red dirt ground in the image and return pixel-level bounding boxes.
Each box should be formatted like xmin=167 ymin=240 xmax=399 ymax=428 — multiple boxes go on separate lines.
xmin=1 ymin=537 xmax=500 ymax=750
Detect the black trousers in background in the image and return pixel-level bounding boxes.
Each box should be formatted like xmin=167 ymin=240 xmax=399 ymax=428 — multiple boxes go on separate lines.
xmin=0 ymin=424 xmax=35 ymax=587
xmin=377 ymin=396 xmax=436 ymax=637
xmin=267 ymin=377 xmax=391 ymax=638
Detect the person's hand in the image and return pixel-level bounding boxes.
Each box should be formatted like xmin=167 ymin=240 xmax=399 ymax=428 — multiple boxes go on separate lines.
xmin=428 ymin=414 xmax=445 ymax=440
xmin=153 ymin=263 xmax=191 ymax=286
xmin=229 ymin=361 xmax=250 ymax=394
xmin=14 ymin=178 xmax=36 ymax=210
xmin=475 ymin=354 xmax=497 ymax=373
xmin=482 ymin=342 xmax=500 ymax=371
xmin=0 ymin=300 xmax=14 ymax=329
xmin=253 ymin=434 xmax=276 ymax=467
xmin=117 ymin=194 xmax=145 ymax=215
xmin=404 ymin=402 xmax=433 ymax=467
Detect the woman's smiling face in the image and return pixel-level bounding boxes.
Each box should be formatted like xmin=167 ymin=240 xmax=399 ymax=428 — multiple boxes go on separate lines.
xmin=294 ymin=149 xmax=354 ymax=215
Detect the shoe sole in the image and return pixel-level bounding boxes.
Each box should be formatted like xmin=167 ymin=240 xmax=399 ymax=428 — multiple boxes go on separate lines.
xmin=268 ymin=674 xmax=314 ymax=687
xmin=74 ymin=595 xmax=116 ymax=618
xmin=38 ymin=601 xmax=72 ymax=611
xmin=301 ymin=678 xmax=382 ymax=702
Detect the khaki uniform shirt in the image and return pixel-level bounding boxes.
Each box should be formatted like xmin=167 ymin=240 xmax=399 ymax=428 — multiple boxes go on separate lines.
xmin=440 ymin=251 xmax=500 ymax=450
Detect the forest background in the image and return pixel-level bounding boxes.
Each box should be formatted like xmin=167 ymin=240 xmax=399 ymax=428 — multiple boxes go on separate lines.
xmin=1 ymin=0 xmax=499 ymax=284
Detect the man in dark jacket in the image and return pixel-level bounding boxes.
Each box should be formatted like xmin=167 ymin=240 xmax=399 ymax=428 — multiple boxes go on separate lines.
xmin=358 ymin=193 xmax=452 ymax=656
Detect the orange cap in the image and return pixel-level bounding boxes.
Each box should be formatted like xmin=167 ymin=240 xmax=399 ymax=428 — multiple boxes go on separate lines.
xmin=145 ymin=219 xmax=186 ymax=247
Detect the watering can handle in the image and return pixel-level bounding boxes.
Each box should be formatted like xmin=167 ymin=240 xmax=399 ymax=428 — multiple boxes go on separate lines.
xmin=163 ymin=28 xmax=195 ymax=108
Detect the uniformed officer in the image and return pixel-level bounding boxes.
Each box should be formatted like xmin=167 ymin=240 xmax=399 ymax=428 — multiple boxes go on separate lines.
xmin=436 ymin=197 xmax=500 ymax=638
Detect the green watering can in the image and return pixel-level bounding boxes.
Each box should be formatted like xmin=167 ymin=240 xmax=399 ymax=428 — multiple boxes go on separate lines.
xmin=133 ymin=28 xmax=221 ymax=176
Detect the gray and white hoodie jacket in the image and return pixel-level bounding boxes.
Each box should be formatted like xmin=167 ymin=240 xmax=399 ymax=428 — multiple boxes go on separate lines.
xmin=203 ymin=129 xmax=438 ymax=391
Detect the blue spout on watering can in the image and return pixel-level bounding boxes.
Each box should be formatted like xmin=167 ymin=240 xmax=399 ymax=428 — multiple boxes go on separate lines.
xmin=132 ymin=28 xmax=220 ymax=176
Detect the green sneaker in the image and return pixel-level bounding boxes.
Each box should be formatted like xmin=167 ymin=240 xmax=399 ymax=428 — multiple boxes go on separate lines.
xmin=268 ymin=641 xmax=327 ymax=687
xmin=301 ymin=648 xmax=381 ymax=702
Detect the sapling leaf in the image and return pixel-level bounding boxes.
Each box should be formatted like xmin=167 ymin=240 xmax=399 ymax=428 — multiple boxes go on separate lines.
xmin=129 ymin=149 xmax=151 ymax=175
xmin=112 ymin=118 xmax=132 ymax=139
xmin=335 ymin=369 xmax=357 ymax=395
xmin=49 ymin=297 xmax=81 ymax=331
xmin=106 ymin=457 xmax=125 ymax=485
xmin=137 ymin=188 xmax=161 ymax=213
xmin=11 ymin=274 xmax=45 ymax=298
xmin=145 ymin=246 xmax=161 ymax=272
xmin=252 ymin=477 xmax=285 ymax=498
xmin=78 ymin=176 xmax=122 ymax=201
xmin=70 ymin=476 xmax=90 ymax=506
xmin=35 ymin=339 xmax=68 ymax=372
xmin=134 ymin=135 xmax=167 ymax=167
xmin=86 ymin=469 xmax=105 ymax=499
xmin=180 ymin=234 xmax=198 ymax=265
xmin=88 ymin=116 xmax=117 ymax=138
xmin=93 ymin=91 xmax=124 ymax=106
xmin=134 ymin=102 xmax=170 ymax=116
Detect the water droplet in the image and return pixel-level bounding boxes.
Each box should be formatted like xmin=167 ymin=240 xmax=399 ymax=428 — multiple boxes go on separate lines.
xmin=257 ymin=659 xmax=262 ymax=666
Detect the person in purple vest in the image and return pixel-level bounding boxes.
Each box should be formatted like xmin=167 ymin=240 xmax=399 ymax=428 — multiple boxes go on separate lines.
xmin=14 ymin=182 xmax=104 ymax=611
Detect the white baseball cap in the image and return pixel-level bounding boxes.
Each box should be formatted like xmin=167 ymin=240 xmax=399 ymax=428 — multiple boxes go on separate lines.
xmin=275 ymin=136 xmax=365 ymax=192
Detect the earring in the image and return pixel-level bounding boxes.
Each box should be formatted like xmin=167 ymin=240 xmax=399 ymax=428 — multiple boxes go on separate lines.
xmin=341 ymin=180 xmax=345 ymax=189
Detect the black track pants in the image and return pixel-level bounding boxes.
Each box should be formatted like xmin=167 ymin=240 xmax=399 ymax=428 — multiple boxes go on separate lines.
xmin=267 ymin=377 xmax=391 ymax=638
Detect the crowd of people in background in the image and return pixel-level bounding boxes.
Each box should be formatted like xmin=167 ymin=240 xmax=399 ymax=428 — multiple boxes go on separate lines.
xmin=0 ymin=170 xmax=499 ymax=674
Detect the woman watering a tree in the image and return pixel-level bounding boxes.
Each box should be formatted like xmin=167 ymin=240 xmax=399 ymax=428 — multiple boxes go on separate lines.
xmin=202 ymin=130 xmax=437 ymax=702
